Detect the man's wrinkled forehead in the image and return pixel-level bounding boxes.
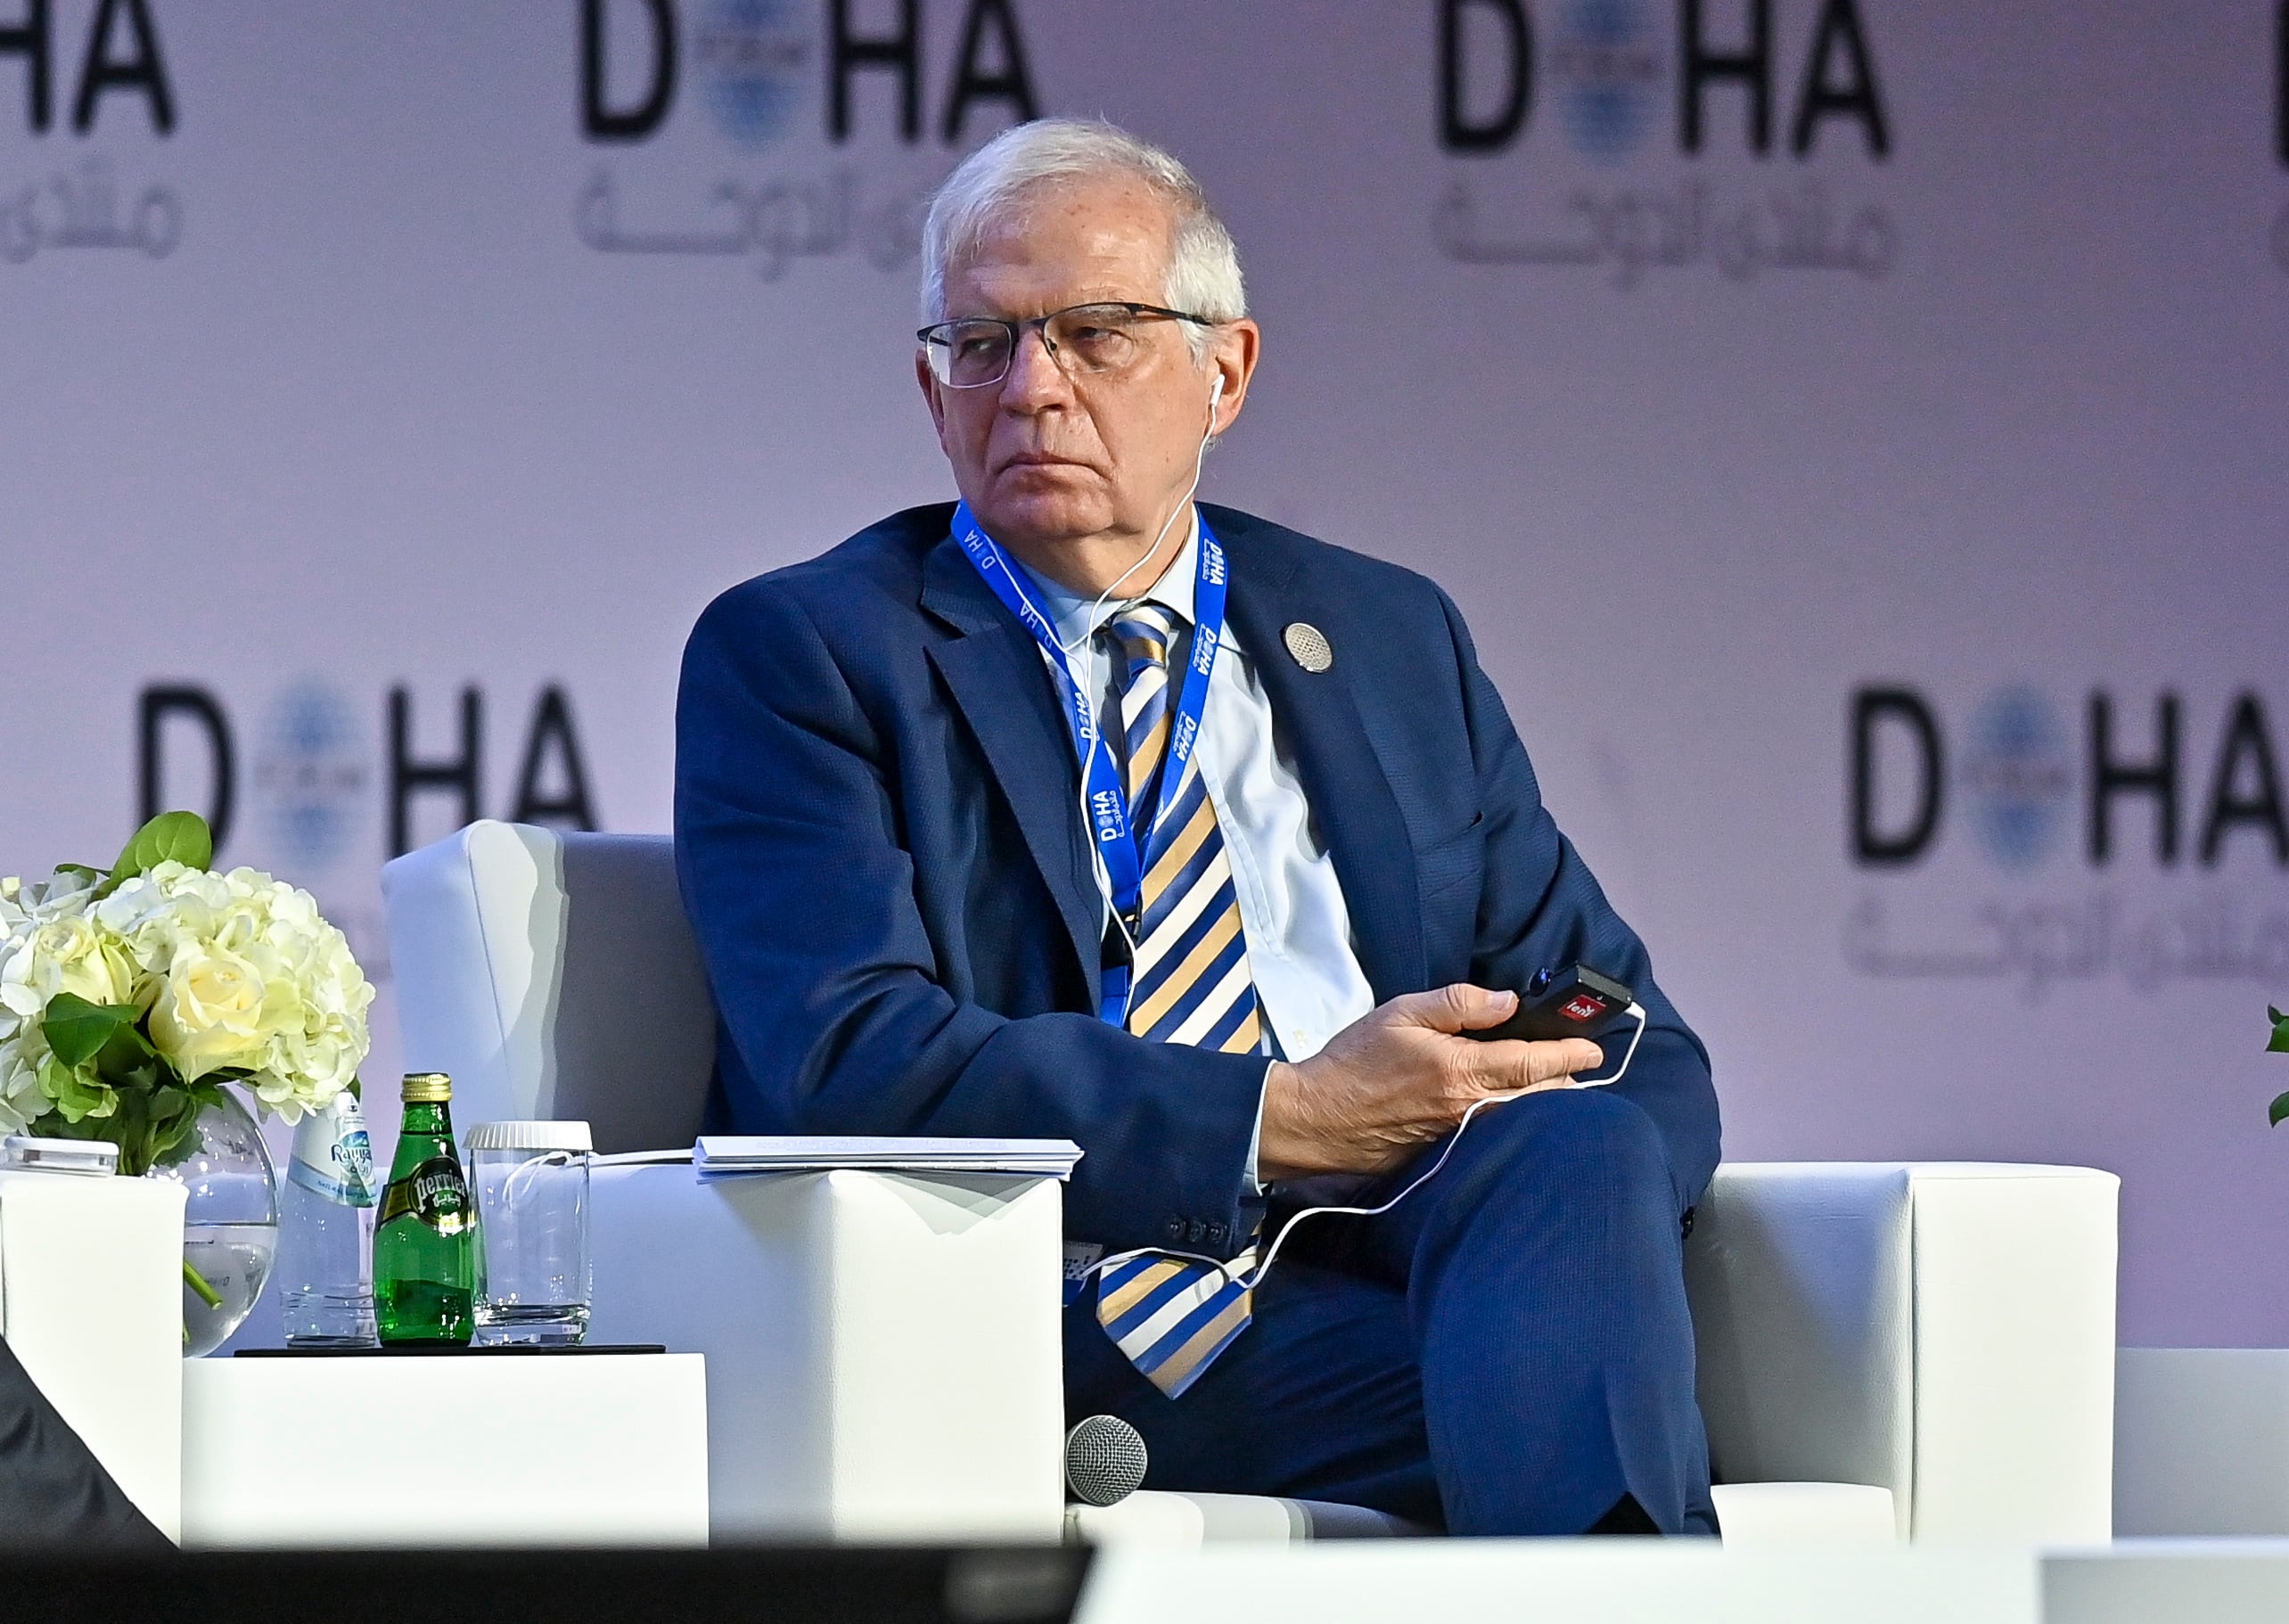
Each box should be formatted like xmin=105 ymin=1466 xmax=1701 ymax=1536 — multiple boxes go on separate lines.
xmin=943 ymin=176 xmax=1177 ymax=314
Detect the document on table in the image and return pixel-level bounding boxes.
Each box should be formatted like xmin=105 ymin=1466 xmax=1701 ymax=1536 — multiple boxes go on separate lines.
xmin=691 ymin=1136 xmax=1084 ymax=1180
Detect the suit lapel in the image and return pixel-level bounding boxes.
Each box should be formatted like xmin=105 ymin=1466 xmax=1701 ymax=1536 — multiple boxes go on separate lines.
xmin=1218 ymin=519 xmax=1428 ymax=1002
xmin=920 ymin=536 xmax=1103 ymax=1005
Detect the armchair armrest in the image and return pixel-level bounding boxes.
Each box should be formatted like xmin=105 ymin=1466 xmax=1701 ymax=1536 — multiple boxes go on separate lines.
xmin=0 ymin=1171 xmax=186 ymax=1540
xmin=1686 ymin=1162 xmax=2118 ymax=1543
xmin=586 ymin=1161 xmax=1066 ymax=1543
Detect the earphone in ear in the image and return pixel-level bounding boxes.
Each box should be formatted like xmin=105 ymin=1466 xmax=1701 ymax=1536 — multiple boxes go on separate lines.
xmin=1210 ymin=373 xmax=1225 ymax=414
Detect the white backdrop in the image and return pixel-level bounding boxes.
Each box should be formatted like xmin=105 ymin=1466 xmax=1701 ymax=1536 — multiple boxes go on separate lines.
xmin=3 ymin=0 xmax=2285 ymax=1343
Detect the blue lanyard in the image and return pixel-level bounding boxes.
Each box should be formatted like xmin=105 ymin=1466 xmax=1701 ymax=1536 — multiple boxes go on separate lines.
xmin=951 ymin=502 xmax=1229 ymax=1027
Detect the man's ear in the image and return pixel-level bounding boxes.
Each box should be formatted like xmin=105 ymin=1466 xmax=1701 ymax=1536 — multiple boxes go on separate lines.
xmin=915 ymin=349 xmax=950 ymax=449
xmin=1208 ymin=318 xmax=1261 ymax=438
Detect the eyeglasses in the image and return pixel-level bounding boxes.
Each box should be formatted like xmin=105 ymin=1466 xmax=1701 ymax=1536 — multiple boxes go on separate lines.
xmin=916 ymin=301 xmax=1220 ymax=390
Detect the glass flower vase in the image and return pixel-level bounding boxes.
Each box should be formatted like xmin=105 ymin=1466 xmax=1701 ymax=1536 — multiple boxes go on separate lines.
xmin=143 ymin=1087 xmax=280 ymax=1357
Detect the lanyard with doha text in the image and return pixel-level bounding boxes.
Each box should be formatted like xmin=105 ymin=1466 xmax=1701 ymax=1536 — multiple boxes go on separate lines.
xmin=950 ymin=502 xmax=1229 ymax=1029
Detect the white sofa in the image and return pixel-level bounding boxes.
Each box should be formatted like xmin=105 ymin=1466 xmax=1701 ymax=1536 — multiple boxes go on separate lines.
xmin=382 ymin=821 xmax=2120 ymax=1546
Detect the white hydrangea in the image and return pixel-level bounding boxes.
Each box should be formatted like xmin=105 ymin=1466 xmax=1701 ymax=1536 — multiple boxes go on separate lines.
xmin=0 ymin=869 xmax=113 ymax=1136
xmin=0 ymin=858 xmax=373 ymax=1136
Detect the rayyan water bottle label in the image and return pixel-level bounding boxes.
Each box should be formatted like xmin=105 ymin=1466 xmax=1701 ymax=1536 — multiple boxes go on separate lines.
xmin=287 ymin=1097 xmax=377 ymax=1207
xmin=380 ymin=1155 xmax=474 ymax=1234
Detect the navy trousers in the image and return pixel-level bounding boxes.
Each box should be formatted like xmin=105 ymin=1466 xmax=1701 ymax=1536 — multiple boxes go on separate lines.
xmin=1064 ymin=1087 xmax=1717 ymax=1536
xmin=0 ymin=1336 xmax=169 ymax=1554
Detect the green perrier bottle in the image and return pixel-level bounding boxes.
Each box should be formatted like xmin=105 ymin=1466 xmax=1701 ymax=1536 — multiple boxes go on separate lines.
xmin=373 ymin=1072 xmax=478 ymax=1345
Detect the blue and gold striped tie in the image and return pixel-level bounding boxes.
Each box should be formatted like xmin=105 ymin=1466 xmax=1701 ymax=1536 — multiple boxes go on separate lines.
xmin=1094 ymin=602 xmax=1265 ymax=1398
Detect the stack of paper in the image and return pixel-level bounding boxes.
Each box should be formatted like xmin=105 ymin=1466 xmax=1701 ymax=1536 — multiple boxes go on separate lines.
xmin=692 ymin=1136 xmax=1084 ymax=1180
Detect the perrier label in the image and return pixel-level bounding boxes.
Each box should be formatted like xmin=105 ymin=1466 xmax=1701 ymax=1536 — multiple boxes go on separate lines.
xmin=373 ymin=1072 xmax=479 ymax=1345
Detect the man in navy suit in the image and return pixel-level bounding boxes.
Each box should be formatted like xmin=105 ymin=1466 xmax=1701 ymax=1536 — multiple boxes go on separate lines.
xmin=677 ymin=119 xmax=1720 ymax=1536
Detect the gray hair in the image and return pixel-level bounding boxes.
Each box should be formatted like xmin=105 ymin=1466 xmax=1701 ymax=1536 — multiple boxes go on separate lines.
xmin=919 ymin=119 xmax=1248 ymax=358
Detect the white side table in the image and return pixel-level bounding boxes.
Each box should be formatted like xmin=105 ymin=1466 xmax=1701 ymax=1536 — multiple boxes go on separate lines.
xmin=0 ymin=1169 xmax=185 ymax=1540
xmin=181 ymin=1350 xmax=708 ymax=1547
xmin=587 ymin=1164 xmax=1067 ymax=1543
xmin=2116 ymin=1348 xmax=2289 ymax=1537
xmin=1077 ymin=1543 xmax=2041 ymax=1624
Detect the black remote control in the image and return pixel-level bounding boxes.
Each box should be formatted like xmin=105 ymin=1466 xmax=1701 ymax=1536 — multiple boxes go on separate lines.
xmin=1466 ymin=964 xmax=1636 ymax=1044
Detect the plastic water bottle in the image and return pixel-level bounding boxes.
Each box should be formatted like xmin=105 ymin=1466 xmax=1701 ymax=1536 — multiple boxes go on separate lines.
xmin=276 ymin=1088 xmax=379 ymax=1346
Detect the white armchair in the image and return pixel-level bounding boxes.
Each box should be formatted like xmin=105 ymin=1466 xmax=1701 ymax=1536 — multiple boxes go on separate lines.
xmin=1686 ymin=1161 xmax=2117 ymax=1544
xmin=382 ymin=821 xmax=2119 ymax=1546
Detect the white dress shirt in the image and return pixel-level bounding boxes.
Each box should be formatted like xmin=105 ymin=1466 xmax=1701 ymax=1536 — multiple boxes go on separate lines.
xmin=1021 ymin=512 xmax=1379 ymax=1091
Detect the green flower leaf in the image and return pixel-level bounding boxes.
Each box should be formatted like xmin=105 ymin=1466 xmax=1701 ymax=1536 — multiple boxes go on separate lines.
xmin=110 ymin=810 xmax=212 ymax=884
xmin=40 ymin=993 xmax=143 ymax=1070
xmin=2270 ymin=1006 xmax=2289 ymax=1055
xmin=2270 ymin=1090 xmax=2289 ymax=1128
xmin=37 ymin=1054 xmax=117 ymax=1125
xmin=147 ymin=1083 xmax=190 ymax=1133
xmin=147 ymin=1088 xmax=206 ymax=1169
xmin=92 ymin=1016 xmax=163 ymax=1090
xmin=151 ymin=1126 xmax=196 ymax=1168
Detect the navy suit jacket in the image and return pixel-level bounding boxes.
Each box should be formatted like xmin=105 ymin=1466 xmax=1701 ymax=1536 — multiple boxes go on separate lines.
xmin=675 ymin=503 xmax=1719 ymax=1259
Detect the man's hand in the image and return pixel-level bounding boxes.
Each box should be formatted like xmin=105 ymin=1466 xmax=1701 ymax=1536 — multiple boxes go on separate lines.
xmin=1257 ymin=984 xmax=1605 ymax=1180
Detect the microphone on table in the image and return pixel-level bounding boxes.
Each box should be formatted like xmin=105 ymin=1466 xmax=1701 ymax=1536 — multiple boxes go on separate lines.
xmin=1064 ymin=1415 xmax=1148 ymax=1506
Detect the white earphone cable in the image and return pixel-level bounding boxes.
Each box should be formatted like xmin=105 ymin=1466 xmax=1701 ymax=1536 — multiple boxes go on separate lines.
xmin=1240 ymin=1002 xmax=1650 ymax=1289
xmin=1009 ymin=370 xmax=1222 ymax=962
xmin=1081 ymin=1001 xmax=1653 ymax=1296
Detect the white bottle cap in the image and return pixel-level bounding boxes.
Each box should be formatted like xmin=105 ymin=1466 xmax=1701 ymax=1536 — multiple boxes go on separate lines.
xmin=0 ymin=1136 xmax=119 ymax=1177
xmin=464 ymin=1120 xmax=594 ymax=1154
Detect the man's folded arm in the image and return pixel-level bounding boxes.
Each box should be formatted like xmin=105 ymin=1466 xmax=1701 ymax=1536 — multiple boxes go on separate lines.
xmin=673 ymin=582 xmax=1265 ymax=1255
xmin=1437 ymin=587 xmax=1722 ymax=1206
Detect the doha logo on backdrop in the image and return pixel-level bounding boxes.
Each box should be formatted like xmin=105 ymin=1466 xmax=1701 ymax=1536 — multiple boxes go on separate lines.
xmin=1436 ymin=0 xmax=1889 ymax=163
xmin=0 ymin=0 xmax=175 ymax=135
xmin=1845 ymin=685 xmax=2289 ymax=1000
xmin=1430 ymin=0 xmax=1897 ymax=289
xmin=579 ymin=0 xmax=1038 ymax=150
xmin=141 ymin=681 xmax=599 ymax=869
xmin=1850 ymin=685 xmax=2288 ymax=874
xmin=137 ymin=678 xmax=602 ymax=988
xmin=1 ymin=0 xmax=182 ymax=265
xmin=573 ymin=0 xmax=1039 ymax=281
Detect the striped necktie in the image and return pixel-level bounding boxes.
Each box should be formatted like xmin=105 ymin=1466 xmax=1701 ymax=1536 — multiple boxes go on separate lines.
xmin=1094 ymin=601 xmax=1266 ymax=1398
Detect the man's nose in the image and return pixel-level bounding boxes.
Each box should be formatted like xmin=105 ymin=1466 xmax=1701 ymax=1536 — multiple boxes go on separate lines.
xmin=997 ymin=324 xmax=1072 ymax=409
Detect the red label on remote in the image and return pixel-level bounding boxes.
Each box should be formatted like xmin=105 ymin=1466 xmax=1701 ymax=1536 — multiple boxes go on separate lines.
xmin=1561 ymin=994 xmax=1606 ymax=1021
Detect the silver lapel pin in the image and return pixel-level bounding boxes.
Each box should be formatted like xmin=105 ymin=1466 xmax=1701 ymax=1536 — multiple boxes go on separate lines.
xmin=1283 ymin=621 xmax=1333 ymax=673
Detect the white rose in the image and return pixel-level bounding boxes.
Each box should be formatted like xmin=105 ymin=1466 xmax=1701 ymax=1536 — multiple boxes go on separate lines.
xmin=63 ymin=862 xmax=373 ymax=1114
xmin=147 ymin=939 xmax=272 ymax=1080
xmin=24 ymin=915 xmax=135 ymax=1008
